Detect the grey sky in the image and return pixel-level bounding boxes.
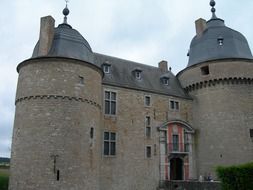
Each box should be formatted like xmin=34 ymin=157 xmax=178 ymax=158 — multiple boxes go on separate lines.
xmin=0 ymin=0 xmax=253 ymax=157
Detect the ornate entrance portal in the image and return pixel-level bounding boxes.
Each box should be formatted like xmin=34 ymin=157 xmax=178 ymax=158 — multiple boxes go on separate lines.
xmin=170 ymin=158 xmax=183 ymax=180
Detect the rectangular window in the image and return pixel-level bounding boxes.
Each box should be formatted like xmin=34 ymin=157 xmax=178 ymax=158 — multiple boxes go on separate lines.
xmin=145 ymin=95 xmax=151 ymax=107
xmin=170 ymin=100 xmax=179 ymax=111
xmin=104 ymin=91 xmax=116 ymax=115
xmin=103 ymin=65 xmax=110 ymax=74
xmin=201 ymin=66 xmax=209 ymax=75
xmin=145 ymin=116 xmax=151 ymax=138
xmin=103 ymin=132 xmax=116 ymax=156
xmin=172 ymin=134 xmax=179 ymax=151
xmin=146 ymin=146 xmax=151 ymax=158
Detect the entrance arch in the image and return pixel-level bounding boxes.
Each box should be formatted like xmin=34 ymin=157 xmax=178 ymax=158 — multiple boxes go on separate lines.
xmin=170 ymin=157 xmax=183 ymax=180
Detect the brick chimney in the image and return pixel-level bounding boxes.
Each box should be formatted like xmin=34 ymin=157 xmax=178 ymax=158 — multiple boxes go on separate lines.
xmin=37 ymin=16 xmax=55 ymax=56
xmin=158 ymin=60 xmax=168 ymax=72
xmin=195 ymin=18 xmax=207 ymax=36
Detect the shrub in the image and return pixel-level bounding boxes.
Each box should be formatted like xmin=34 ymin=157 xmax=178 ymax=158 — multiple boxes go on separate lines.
xmin=216 ymin=162 xmax=253 ymax=190
xmin=0 ymin=173 xmax=9 ymax=190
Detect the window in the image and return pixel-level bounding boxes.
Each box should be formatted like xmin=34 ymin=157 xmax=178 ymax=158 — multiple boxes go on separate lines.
xmin=145 ymin=116 xmax=151 ymax=138
xmin=201 ymin=66 xmax=209 ymax=75
xmin=146 ymin=146 xmax=152 ymax=158
xmin=170 ymin=100 xmax=179 ymax=111
xmin=161 ymin=77 xmax=170 ymax=86
xmin=184 ymin=132 xmax=189 ymax=152
xmin=172 ymin=134 xmax=179 ymax=151
xmin=79 ymin=76 xmax=84 ymax=85
xmin=90 ymin=127 xmax=94 ymax=139
xmin=103 ymin=65 xmax=111 ymax=74
xmin=217 ymin=36 xmax=224 ymax=46
xmin=135 ymin=71 xmax=141 ymax=79
xmin=145 ymin=95 xmax=151 ymax=107
xmin=104 ymin=91 xmax=116 ymax=115
xmin=103 ymin=132 xmax=116 ymax=156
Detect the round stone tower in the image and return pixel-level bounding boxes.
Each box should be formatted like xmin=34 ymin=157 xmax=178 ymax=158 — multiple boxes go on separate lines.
xmin=9 ymin=6 xmax=102 ymax=190
xmin=178 ymin=1 xmax=253 ymax=178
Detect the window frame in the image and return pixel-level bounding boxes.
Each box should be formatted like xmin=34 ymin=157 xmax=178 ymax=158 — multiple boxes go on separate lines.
xmin=169 ymin=99 xmax=180 ymax=111
xmin=103 ymin=131 xmax=116 ymax=157
xmin=145 ymin=145 xmax=152 ymax=158
xmin=144 ymin=95 xmax=151 ymax=107
xmin=103 ymin=65 xmax=111 ymax=74
xmin=145 ymin=116 xmax=151 ymax=138
xmin=104 ymin=90 xmax=117 ymax=115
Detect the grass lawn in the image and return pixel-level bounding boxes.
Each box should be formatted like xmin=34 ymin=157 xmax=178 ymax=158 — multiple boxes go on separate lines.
xmin=0 ymin=168 xmax=9 ymax=190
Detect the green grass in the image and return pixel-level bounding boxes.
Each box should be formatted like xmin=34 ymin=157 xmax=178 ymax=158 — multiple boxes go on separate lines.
xmin=0 ymin=169 xmax=9 ymax=190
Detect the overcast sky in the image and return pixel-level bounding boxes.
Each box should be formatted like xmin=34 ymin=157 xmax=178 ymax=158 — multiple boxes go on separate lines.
xmin=0 ymin=0 xmax=253 ymax=158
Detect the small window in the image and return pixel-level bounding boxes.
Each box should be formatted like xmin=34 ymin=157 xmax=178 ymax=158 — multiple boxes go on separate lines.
xmin=103 ymin=65 xmax=111 ymax=74
xmin=170 ymin=100 xmax=179 ymax=111
xmin=79 ymin=76 xmax=84 ymax=85
xmin=250 ymin=129 xmax=253 ymax=138
xmin=217 ymin=36 xmax=224 ymax=46
xmin=146 ymin=146 xmax=152 ymax=158
xmin=135 ymin=71 xmax=141 ymax=79
xmin=146 ymin=126 xmax=151 ymax=138
xmin=201 ymin=66 xmax=209 ymax=75
xmin=161 ymin=77 xmax=170 ymax=86
xmin=144 ymin=96 xmax=151 ymax=107
xmin=172 ymin=134 xmax=179 ymax=151
xmin=90 ymin=127 xmax=94 ymax=139
xmin=104 ymin=91 xmax=117 ymax=115
xmin=103 ymin=132 xmax=116 ymax=156
xmin=145 ymin=116 xmax=151 ymax=126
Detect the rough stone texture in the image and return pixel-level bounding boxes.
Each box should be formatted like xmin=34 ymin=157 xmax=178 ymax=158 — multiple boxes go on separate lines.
xmin=178 ymin=59 xmax=253 ymax=179
xmin=100 ymin=85 xmax=192 ymax=190
xmin=37 ymin=16 xmax=55 ymax=56
xmin=9 ymin=58 xmax=102 ymax=190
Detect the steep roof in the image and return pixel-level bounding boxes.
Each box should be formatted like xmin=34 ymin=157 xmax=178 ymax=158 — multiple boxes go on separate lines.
xmin=94 ymin=53 xmax=190 ymax=99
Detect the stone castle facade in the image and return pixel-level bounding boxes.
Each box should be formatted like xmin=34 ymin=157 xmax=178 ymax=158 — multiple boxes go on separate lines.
xmin=9 ymin=1 xmax=253 ymax=190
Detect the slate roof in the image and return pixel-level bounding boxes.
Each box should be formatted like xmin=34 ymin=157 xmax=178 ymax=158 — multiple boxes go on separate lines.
xmin=32 ymin=23 xmax=94 ymax=64
xmin=94 ymin=53 xmax=190 ymax=99
xmin=187 ymin=17 xmax=253 ymax=67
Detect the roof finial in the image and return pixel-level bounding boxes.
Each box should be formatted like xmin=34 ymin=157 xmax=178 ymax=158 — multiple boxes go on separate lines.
xmin=63 ymin=0 xmax=70 ymax=24
xmin=210 ymin=0 xmax=217 ymax=19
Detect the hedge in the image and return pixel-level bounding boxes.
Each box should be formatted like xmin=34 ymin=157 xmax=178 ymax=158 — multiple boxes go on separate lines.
xmin=216 ymin=162 xmax=253 ymax=190
xmin=0 ymin=173 xmax=9 ymax=190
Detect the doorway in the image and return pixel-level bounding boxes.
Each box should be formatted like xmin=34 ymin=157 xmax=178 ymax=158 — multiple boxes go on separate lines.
xmin=170 ymin=157 xmax=183 ymax=180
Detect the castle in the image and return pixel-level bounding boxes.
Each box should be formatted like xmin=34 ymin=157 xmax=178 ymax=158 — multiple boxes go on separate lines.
xmin=9 ymin=1 xmax=253 ymax=190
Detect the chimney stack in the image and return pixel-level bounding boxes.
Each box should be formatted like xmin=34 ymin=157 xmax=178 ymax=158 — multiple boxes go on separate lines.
xmin=37 ymin=16 xmax=55 ymax=56
xmin=195 ymin=18 xmax=207 ymax=36
xmin=158 ymin=60 xmax=168 ymax=72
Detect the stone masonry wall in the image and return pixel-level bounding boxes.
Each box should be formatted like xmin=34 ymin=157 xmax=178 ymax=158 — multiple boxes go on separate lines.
xmin=9 ymin=58 xmax=102 ymax=190
xmin=100 ymin=85 xmax=192 ymax=190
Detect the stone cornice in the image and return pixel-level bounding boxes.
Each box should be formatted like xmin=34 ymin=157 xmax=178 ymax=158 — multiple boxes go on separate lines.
xmin=15 ymin=95 xmax=101 ymax=109
xmin=185 ymin=77 xmax=253 ymax=92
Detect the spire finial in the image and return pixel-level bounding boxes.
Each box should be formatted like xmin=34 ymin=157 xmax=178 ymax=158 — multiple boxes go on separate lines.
xmin=63 ymin=0 xmax=70 ymax=24
xmin=210 ymin=0 xmax=217 ymax=19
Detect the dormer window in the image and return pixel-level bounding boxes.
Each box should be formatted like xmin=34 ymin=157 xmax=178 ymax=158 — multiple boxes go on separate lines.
xmin=135 ymin=71 xmax=141 ymax=79
xmin=102 ymin=61 xmax=111 ymax=74
xmin=133 ymin=68 xmax=142 ymax=80
xmin=161 ymin=77 xmax=170 ymax=86
xmin=217 ymin=36 xmax=224 ymax=46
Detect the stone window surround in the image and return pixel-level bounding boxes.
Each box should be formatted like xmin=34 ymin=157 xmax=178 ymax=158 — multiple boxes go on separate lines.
xmin=145 ymin=145 xmax=152 ymax=158
xmin=104 ymin=89 xmax=117 ymax=116
xmin=103 ymin=131 xmax=116 ymax=157
xmin=144 ymin=95 xmax=151 ymax=107
xmin=145 ymin=116 xmax=151 ymax=138
xmin=169 ymin=99 xmax=180 ymax=111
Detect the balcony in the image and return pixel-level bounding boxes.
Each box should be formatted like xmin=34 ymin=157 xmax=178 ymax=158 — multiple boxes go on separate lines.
xmin=167 ymin=143 xmax=189 ymax=153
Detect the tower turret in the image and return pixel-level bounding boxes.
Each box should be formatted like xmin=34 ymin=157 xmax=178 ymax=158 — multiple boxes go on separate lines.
xmin=178 ymin=0 xmax=253 ymax=178
xmin=9 ymin=4 xmax=102 ymax=190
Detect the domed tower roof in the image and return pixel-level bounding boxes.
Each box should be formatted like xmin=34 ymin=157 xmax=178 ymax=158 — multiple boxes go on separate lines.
xmin=187 ymin=0 xmax=252 ymax=67
xmin=32 ymin=4 xmax=94 ymax=64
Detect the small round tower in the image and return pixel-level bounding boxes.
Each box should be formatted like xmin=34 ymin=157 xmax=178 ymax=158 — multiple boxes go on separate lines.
xmin=178 ymin=0 xmax=253 ymax=178
xmin=9 ymin=5 xmax=102 ymax=190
